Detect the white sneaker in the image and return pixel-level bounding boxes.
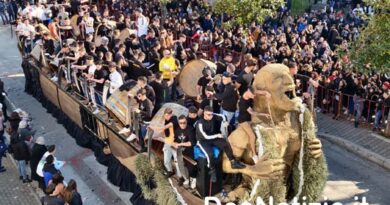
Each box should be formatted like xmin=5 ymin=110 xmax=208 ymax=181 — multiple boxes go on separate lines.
xmin=183 ymin=179 xmax=190 ymax=186
xmin=126 ymin=133 xmax=137 ymax=142
xmin=119 ymin=127 xmax=131 ymax=134
xmin=93 ymin=109 xmax=100 ymax=115
xmin=252 ymin=155 xmax=259 ymax=164
xmin=190 ymin=178 xmax=196 ymax=189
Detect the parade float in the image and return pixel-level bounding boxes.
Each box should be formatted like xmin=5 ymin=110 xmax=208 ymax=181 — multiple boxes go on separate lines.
xmin=18 ymin=24 xmax=327 ymax=205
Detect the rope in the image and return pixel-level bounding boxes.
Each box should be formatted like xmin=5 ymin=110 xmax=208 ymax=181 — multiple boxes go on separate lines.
xmin=294 ymin=105 xmax=306 ymax=200
xmin=167 ymin=178 xmax=188 ymax=205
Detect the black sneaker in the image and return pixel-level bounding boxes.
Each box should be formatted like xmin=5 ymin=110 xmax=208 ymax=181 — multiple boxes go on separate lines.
xmin=178 ymin=177 xmax=185 ymax=186
xmin=165 ymin=171 xmax=174 ymax=178
xmin=139 ymin=147 xmax=147 ymax=153
xmin=19 ymin=176 xmax=23 ymax=180
xmin=231 ymin=160 xmax=246 ymax=169
xmin=23 ymin=179 xmax=32 ymax=183
xmin=0 ymin=168 xmax=5 ymax=173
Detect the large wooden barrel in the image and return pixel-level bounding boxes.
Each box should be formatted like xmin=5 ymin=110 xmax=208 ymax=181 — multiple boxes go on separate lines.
xmin=148 ymin=103 xmax=188 ymax=139
xmin=179 ymin=59 xmax=216 ymax=98
xmin=105 ymin=82 xmax=140 ymax=126
xmin=147 ymin=103 xmax=188 ymax=157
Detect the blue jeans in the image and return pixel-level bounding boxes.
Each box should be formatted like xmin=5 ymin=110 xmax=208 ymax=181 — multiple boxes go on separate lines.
xmin=222 ymin=109 xmax=235 ymax=125
xmin=374 ymin=111 xmax=383 ymax=129
xmin=16 ymin=160 xmax=27 ymax=180
xmin=95 ymin=93 xmax=102 ymax=106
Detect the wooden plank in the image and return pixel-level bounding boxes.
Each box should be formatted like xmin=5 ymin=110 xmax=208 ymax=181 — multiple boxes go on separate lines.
xmin=108 ymin=129 xmax=138 ymax=159
xmin=57 ymin=89 xmax=83 ymax=128
xmin=40 ymin=73 xmax=59 ymax=108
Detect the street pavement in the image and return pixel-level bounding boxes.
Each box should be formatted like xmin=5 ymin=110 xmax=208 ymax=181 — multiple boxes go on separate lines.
xmin=0 ymin=24 xmax=390 ymax=205
xmin=0 ymin=25 xmax=132 ymax=205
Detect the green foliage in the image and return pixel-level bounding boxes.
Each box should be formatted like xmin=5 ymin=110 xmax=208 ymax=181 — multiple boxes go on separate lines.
xmin=342 ymin=0 xmax=390 ymax=74
xmin=214 ymin=0 xmax=285 ymax=26
xmin=291 ymin=0 xmax=312 ymax=16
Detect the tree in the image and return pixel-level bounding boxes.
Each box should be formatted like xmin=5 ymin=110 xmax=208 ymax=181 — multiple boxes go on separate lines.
xmin=342 ymin=0 xmax=390 ymax=75
xmin=213 ymin=0 xmax=285 ymax=27
xmin=341 ymin=0 xmax=390 ymax=136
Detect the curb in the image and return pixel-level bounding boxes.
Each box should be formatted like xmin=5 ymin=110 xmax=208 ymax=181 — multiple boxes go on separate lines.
xmin=318 ymin=132 xmax=390 ymax=171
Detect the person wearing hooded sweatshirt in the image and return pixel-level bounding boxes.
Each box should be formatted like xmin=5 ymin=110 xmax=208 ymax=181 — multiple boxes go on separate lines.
xmin=43 ymin=155 xmax=60 ymax=188
xmin=31 ymin=136 xmax=47 ymax=189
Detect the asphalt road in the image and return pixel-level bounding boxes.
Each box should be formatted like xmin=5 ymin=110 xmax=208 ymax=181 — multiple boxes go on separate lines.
xmin=0 ymin=24 xmax=389 ymax=205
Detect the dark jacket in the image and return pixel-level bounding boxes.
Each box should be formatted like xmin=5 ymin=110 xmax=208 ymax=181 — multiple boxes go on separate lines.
xmin=215 ymin=83 xmax=239 ymax=112
xmin=30 ymin=144 xmax=47 ymax=181
xmin=69 ymin=191 xmax=83 ymax=205
xmin=196 ymin=115 xmax=223 ymax=141
xmin=10 ymin=138 xmax=30 ymax=161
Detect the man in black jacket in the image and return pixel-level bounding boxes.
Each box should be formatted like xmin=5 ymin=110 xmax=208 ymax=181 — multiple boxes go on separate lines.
xmin=10 ymin=136 xmax=32 ymax=183
xmin=215 ymin=72 xmax=239 ymax=125
xmin=196 ymin=106 xmax=245 ymax=182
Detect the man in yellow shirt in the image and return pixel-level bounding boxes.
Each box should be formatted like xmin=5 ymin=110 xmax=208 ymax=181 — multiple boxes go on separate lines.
xmin=159 ymin=49 xmax=180 ymax=101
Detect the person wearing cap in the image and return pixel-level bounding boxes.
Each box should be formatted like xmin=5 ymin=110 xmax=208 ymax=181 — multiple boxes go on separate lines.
xmin=31 ymin=136 xmax=47 ymax=189
xmin=196 ymin=106 xmax=245 ymax=182
xmin=199 ymin=86 xmax=220 ymax=115
xmin=216 ymin=52 xmax=233 ymax=75
xmin=9 ymin=132 xmax=32 ymax=183
xmin=236 ymin=58 xmax=257 ymax=95
xmin=106 ymin=62 xmax=123 ymax=94
xmin=382 ymin=81 xmax=390 ymax=92
xmin=215 ymin=72 xmax=239 ymax=125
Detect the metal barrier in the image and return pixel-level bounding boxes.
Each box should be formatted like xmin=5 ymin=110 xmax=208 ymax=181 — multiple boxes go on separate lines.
xmin=295 ymin=74 xmax=389 ymax=130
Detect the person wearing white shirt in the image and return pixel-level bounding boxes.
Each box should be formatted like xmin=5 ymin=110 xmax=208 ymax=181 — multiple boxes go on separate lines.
xmin=135 ymin=8 xmax=149 ymax=37
xmin=83 ymin=13 xmax=94 ymax=34
xmin=107 ymin=63 xmax=123 ymax=94
xmin=18 ymin=19 xmax=36 ymax=54
xmin=72 ymin=55 xmax=96 ymax=79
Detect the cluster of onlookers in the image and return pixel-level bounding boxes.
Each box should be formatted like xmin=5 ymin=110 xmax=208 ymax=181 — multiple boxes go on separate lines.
xmin=3 ymin=109 xmax=83 ymax=205
xmin=10 ymin=0 xmax=390 ymax=191
xmin=0 ymin=80 xmax=82 ymax=205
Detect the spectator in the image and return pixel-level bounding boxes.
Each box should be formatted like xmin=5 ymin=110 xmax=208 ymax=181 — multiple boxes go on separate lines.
xmin=135 ymin=8 xmax=149 ymax=38
xmin=41 ymin=183 xmax=65 ymax=205
xmin=173 ymin=115 xmax=196 ymax=187
xmin=196 ymin=106 xmax=245 ymax=182
xmin=107 ymin=62 xmax=123 ymax=95
xmin=159 ymin=49 xmax=179 ymax=100
xmin=126 ymin=88 xmax=153 ymax=152
xmin=62 ymin=179 xmax=83 ymax=205
xmin=43 ymin=155 xmax=60 ymax=187
xmin=150 ymin=108 xmax=180 ymax=178
xmin=215 ymin=72 xmax=239 ymax=125
xmin=50 ymin=173 xmax=65 ymax=197
xmin=31 ymin=136 xmax=47 ymax=189
xmin=9 ymin=134 xmax=32 ymax=183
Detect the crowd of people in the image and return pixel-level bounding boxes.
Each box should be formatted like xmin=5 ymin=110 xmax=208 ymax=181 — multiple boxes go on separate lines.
xmin=0 ymin=79 xmax=82 ymax=205
xmin=7 ymin=0 xmax=390 ymax=193
xmin=2 ymin=108 xmax=83 ymax=205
